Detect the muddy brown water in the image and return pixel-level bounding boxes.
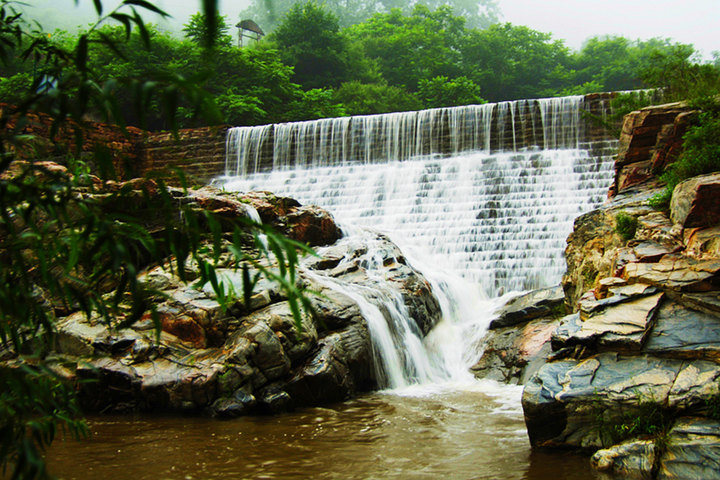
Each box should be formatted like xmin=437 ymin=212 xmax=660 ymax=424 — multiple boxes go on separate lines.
xmin=46 ymin=387 xmax=603 ymax=480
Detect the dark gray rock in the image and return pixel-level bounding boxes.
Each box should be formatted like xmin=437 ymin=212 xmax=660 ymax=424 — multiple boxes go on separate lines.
xmin=211 ymin=390 xmax=257 ymax=419
xmin=643 ymin=300 xmax=720 ymax=361
xmin=489 ymin=285 xmax=565 ymax=329
xmin=659 ymin=417 xmax=720 ymax=480
xmin=285 ymin=326 xmax=372 ymax=406
xmin=523 ymin=353 xmax=686 ymax=449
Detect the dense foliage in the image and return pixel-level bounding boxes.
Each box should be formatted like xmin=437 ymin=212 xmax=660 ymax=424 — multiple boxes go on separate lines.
xmin=0 ymin=1 xmax=313 ymax=478
xmin=3 ymin=0 xmax=718 ymax=128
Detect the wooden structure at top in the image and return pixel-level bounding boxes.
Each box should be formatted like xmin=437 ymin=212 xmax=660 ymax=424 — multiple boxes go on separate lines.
xmin=236 ymin=19 xmax=264 ymax=47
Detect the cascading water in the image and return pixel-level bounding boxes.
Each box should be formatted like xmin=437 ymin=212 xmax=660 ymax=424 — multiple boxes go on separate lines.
xmin=218 ymin=95 xmax=617 ymax=391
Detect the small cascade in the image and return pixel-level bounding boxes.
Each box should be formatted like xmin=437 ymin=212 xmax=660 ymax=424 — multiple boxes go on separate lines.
xmin=305 ymin=229 xmax=505 ymax=390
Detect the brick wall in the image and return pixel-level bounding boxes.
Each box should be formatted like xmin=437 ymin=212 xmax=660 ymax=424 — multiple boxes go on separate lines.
xmin=142 ymin=126 xmax=229 ymax=185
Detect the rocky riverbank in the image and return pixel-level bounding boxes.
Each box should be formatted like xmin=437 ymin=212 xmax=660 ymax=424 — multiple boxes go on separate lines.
xmin=2 ymin=179 xmax=441 ymax=417
xmin=474 ymin=101 xmax=720 ymax=479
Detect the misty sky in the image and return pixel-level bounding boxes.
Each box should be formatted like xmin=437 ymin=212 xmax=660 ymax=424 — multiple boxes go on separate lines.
xmin=22 ymin=0 xmax=719 ymax=59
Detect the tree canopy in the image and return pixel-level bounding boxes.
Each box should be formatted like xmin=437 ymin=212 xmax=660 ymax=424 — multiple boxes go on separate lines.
xmin=1 ymin=0 xmax=716 ymax=127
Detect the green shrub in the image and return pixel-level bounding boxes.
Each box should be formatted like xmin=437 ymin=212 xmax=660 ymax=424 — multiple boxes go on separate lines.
xmin=594 ymin=395 xmax=673 ymax=449
xmin=615 ymin=211 xmax=638 ymax=240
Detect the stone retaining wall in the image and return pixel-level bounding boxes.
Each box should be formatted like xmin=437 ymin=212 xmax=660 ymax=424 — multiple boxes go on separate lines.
xmin=142 ymin=126 xmax=229 ymax=185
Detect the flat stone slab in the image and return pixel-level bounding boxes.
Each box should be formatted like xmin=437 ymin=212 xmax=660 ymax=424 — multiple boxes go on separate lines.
xmin=623 ymin=254 xmax=720 ymax=291
xmin=489 ymin=285 xmax=565 ymax=329
xmin=675 ymin=291 xmax=720 ymax=315
xmin=555 ymin=293 xmax=663 ymax=352
xmin=643 ymin=300 xmax=720 ymax=361
xmin=579 ymin=283 xmax=659 ymax=316
xmin=633 ymin=240 xmax=673 ymax=263
xmin=659 ymin=417 xmax=720 ymax=480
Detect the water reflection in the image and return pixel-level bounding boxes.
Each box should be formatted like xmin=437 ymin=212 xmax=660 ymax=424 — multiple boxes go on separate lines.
xmin=47 ymin=387 xmax=599 ymax=480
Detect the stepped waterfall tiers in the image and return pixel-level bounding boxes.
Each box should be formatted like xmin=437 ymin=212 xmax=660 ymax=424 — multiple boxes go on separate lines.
xmin=221 ymin=94 xmax=618 ymax=295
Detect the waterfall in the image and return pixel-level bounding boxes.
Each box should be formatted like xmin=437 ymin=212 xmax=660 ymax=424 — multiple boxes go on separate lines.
xmin=222 ymin=95 xmax=610 ymax=176
xmin=218 ymin=95 xmax=617 ymax=390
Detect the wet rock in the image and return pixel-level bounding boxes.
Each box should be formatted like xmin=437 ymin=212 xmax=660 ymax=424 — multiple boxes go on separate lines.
xmin=472 ymin=316 xmax=558 ymax=384
xmin=211 ymin=390 xmax=257 ymax=419
xmin=591 ymin=440 xmax=656 ymax=479
xmin=258 ymin=386 xmax=292 ymax=413
xmin=523 ymin=353 xmax=685 ymax=449
xmin=658 ymin=417 xmax=720 ymax=480
xmin=285 ymin=325 xmax=372 ymax=406
xmin=234 ymin=319 xmax=291 ymax=382
xmin=285 ymin=205 xmax=342 ymax=246
xmin=643 ymin=301 xmax=720 ymax=362
xmin=670 ymin=173 xmax=720 ymax=229
xmin=489 ymin=286 xmax=565 ymax=330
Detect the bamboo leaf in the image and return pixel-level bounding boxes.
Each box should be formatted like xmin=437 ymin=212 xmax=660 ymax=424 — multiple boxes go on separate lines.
xmin=121 ymin=0 xmax=168 ymax=17
xmin=92 ymin=0 xmax=103 ymax=16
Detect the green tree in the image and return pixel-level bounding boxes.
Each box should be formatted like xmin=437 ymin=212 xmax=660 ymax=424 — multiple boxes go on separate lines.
xmin=333 ymin=81 xmax=422 ymax=115
xmin=183 ymin=11 xmax=232 ymax=47
xmin=346 ymin=5 xmax=467 ymax=91
xmin=460 ymin=23 xmax=573 ymax=101
xmin=0 ymin=1 xmax=313 ymax=478
xmin=571 ymin=36 xmax=706 ymax=95
xmin=417 ymin=75 xmax=485 ymax=108
xmin=267 ymin=1 xmax=375 ymax=89
xmin=240 ymin=0 xmax=499 ymax=31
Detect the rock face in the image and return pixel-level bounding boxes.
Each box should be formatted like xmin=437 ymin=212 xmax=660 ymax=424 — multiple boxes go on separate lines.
xmin=472 ymin=287 xmax=565 ymax=384
xmin=520 ymin=102 xmax=720 ymax=479
xmin=612 ymin=102 xmax=696 ymax=197
xmin=670 ymin=173 xmax=720 ymax=229
xmin=39 ymin=185 xmax=441 ymax=416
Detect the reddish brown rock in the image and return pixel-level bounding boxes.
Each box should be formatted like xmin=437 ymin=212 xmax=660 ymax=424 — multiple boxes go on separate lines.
xmin=286 ymin=205 xmax=342 ymax=247
xmin=671 ymin=173 xmax=720 ymax=229
xmin=616 ymin=159 xmax=656 ymax=192
xmin=613 ymin=102 xmax=695 ymax=196
xmin=651 ymin=110 xmax=697 ymax=174
xmin=160 ymin=313 xmax=207 ymax=348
